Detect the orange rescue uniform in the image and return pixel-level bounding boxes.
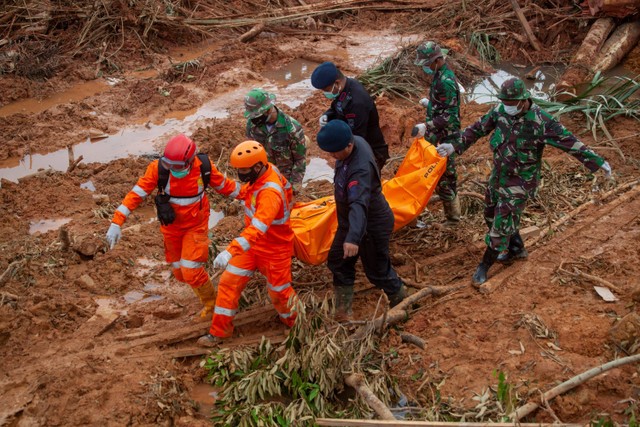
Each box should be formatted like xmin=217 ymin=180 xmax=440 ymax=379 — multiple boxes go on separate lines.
xmin=210 ymin=164 xmax=298 ymax=338
xmin=111 ymin=156 xmax=239 ymax=289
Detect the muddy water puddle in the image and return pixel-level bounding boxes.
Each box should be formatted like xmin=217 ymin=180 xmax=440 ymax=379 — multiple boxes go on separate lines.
xmin=29 ymin=218 xmax=72 ymax=234
xmin=303 ymin=157 xmax=334 ymax=185
xmin=191 ymin=383 xmax=218 ymax=417
xmin=0 ymin=31 xmax=423 ymax=183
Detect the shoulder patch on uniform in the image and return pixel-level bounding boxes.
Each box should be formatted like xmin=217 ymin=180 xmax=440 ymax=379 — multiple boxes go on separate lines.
xmin=348 ymin=180 xmax=358 ymax=189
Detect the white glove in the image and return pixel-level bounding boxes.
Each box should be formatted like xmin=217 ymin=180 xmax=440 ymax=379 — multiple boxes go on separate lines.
xmin=106 ymin=223 xmax=121 ymax=250
xmin=411 ymin=123 xmax=426 ymax=137
xmin=601 ymin=161 xmax=612 ymax=179
xmin=436 ymin=143 xmax=455 ymax=157
xmin=213 ymin=250 xmax=232 ymax=269
xmin=319 ymin=115 xmax=328 ymax=127
xmin=419 ymin=98 xmax=429 ymax=108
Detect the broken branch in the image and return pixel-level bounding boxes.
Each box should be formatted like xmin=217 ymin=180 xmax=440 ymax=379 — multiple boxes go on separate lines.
xmin=511 ymin=353 xmax=640 ymax=420
xmin=344 ymin=374 xmax=395 ymax=420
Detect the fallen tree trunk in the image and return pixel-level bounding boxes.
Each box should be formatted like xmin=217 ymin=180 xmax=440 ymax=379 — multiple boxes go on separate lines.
xmin=510 ymin=353 xmax=640 ymax=420
xmin=344 ymin=374 xmax=395 ymax=420
xmin=556 ymin=17 xmax=615 ymax=94
xmin=587 ymin=0 xmax=640 ymax=18
xmin=593 ymin=20 xmax=640 ymax=71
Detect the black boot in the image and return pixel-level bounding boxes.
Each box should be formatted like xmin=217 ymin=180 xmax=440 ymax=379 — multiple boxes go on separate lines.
xmin=497 ymin=232 xmax=529 ymax=265
xmin=334 ymin=286 xmax=354 ymax=322
xmin=472 ymin=247 xmax=500 ymax=286
xmin=387 ymin=282 xmax=408 ymax=308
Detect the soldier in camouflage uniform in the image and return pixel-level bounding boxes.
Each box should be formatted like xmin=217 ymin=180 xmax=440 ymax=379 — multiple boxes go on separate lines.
xmin=244 ymin=88 xmax=307 ymax=191
xmin=413 ymin=41 xmax=462 ymax=224
xmin=436 ymin=77 xmax=612 ymax=286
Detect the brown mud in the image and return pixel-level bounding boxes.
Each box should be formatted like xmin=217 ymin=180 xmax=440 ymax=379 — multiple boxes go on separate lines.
xmin=1 ymin=4 xmax=640 ymax=426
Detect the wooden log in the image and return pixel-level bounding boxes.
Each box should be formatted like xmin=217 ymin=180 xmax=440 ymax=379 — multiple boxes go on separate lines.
xmin=587 ymin=0 xmax=640 ymax=18
xmin=556 ymin=17 xmax=615 ymax=94
xmin=509 ymin=0 xmax=542 ymax=51
xmin=344 ymin=374 xmax=395 ymax=420
xmin=593 ymin=20 xmax=640 ymax=71
xmin=239 ymin=23 xmax=266 ymax=43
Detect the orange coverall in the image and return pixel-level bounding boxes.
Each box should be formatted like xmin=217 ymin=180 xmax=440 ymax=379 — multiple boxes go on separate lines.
xmin=111 ymin=156 xmax=239 ymax=290
xmin=210 ymin=164 xmax=298 ymax=338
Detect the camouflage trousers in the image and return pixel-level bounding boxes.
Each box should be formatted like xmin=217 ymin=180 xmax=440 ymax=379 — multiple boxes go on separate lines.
xmin=483 ymin=186 xmax=527 ymax=252
xmin=429 ymin=134 xmax=457 ymax=201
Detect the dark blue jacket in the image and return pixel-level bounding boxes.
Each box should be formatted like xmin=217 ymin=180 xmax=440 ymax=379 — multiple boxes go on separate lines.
xmin=325 ymin=78 xmax=390 ymax=165
xmin=334 ymin=136 xmax=394 ymax=244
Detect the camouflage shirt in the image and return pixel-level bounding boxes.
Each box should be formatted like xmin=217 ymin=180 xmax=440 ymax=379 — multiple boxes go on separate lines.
xmin=427 ymin=63 xmax=460 ymax=143
xmin=454 ymin=102 xmax=604 ymax=198
xmin=246 ymin=107 xmax=307 ymax=186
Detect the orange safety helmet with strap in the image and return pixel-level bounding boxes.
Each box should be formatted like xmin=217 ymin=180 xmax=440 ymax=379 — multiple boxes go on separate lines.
xmin=230 ymin=140 xmax=268 ymax=168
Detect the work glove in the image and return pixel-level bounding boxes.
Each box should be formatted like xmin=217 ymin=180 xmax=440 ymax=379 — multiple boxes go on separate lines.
xmin=319 ymin=114 xmax=328 ymax=127
xmin=436 ymin=143 xmax=455 ymax=157
xmin=419 ymin=98 xmax=429 ymax=108
xmin=213 ymin=250 xmax=232 ymax=269
xmin=106 ymin=223 xmax=121 ymax=250
xmin=601 ymin=161 xmax=612 ymax=179
xmin=411 ymin=123 xmax=426 ymax=137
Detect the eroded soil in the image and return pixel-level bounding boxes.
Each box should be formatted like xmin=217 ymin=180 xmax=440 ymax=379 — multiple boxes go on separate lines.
xmin=1 ymin=5 xmax=640 ymax=426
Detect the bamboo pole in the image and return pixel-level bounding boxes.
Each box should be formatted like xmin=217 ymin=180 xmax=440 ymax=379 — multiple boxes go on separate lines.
xmin=509 ymin=0 xmax=541 ymax=51
xmin=511 ymin=353 xmax=640 ymax=420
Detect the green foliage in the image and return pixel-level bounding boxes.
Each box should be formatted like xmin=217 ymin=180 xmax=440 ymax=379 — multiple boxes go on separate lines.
xmin=468 ymin=32 xmax=500 ymax=64
xmin=358 ymin=44 xmax=424 ymax=101
xmin=202 ymin=295 xmax=401 ymax=426
xmin=536 ymin=73 xmax=640 ymax=140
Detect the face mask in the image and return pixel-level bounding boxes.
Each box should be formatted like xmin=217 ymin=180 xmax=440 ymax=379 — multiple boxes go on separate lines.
xmin=170 ymin=168 xmax=190 ymax=179
xmin=237 ymin=166 xmax=261 ymax=184
xmin=422 ymin=65 xmax=434 ymax=75
xmin=502 ymin=102 xmax=522 ymax=116
xmin=250 ymin=114 xmax=268 ymax=126
xmin=323 ymin=82 xmax=338 ymax=99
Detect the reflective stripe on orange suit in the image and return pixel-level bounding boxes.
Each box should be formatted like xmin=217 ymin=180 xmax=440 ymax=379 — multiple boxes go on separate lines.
xmin=110 ymin=156 xmax=240 ymax=289
xmin=210 ymin=164 xmax=297 ymax=338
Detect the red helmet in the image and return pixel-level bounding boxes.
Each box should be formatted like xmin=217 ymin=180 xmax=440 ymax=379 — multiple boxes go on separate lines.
xmin=161 ymin=134 xmax=196 ymax=171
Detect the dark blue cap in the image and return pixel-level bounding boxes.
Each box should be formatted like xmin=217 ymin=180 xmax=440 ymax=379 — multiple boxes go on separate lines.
xmin=316 ymin=120 xmax=353 ymax=152
xmin=311 ymin=61 xmax=338 ymax=89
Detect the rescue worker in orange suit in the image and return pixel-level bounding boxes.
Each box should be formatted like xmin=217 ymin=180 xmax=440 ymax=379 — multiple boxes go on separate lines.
xmin=197 ymin=141 xmax=298 ymax=347
xmin=105 ymin=134 xmax=240 ymax=319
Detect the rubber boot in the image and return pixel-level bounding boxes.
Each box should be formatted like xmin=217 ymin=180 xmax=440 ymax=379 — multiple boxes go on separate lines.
xmin=472 ymin=247 xmax=500 ymax=287
xmin=334 ymin=286 xmax=354 ymax=322
xmin=193 ymin=279 xmax=216 ymax=319
xmin=442 ymin=195 xmax=461 ymax=225
xmin=497 ymin=232 xmax=529 ymax=265
xmin=197 ymin=333 xmax=222 ymax=348
xmin=388 ymin=282 xmax=408 ymax=308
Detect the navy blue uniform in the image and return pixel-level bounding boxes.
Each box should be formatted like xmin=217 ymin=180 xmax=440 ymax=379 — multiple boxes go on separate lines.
xmin=327 ymin=136 xmax=402 ymax=295
xmin=324 ymin=78 xmax=390 ymax=170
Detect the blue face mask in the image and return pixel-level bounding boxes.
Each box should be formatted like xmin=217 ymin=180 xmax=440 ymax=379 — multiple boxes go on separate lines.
xmin=323 ymin=82 xmax=339 ymax=99
xmin=170 ymin=168 xmax=190 ymax=179
xmin=422 ymin=65 xmax=434 ymax=75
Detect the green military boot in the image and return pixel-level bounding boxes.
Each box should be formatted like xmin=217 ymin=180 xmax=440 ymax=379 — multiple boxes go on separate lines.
xmin=334 ymin=286 xmax=354 ymax=322
xmin=497 ymin=232 xmax=529 ymax=265
xmin=442 ymin=195 xmax=461 ymax=225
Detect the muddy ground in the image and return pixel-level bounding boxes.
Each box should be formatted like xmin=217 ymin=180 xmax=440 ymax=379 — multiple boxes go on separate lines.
xmin=1 ymin=3 xmax=640 ymax=426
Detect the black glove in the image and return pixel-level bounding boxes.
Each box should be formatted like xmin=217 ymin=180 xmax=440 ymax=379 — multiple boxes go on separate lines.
xmin=155 ymin=193 xmax=176 ymax=226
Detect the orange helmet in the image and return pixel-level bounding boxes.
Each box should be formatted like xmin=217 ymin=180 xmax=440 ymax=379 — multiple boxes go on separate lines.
xmin=230 ymin=141 xmax=268 ymax=168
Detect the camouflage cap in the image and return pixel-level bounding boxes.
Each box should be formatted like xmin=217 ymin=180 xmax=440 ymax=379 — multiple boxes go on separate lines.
xmin=244 ymin=88 xmax=276 ymax=118
xmin=414 ymin=41 xmax=449 ymax=66
xmin=497 ymin=77 xmax=530 ymax=101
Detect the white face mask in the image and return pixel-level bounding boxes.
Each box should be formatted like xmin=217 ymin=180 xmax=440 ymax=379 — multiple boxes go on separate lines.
xmin=502 ymin=102 xmax=522 ymax=116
